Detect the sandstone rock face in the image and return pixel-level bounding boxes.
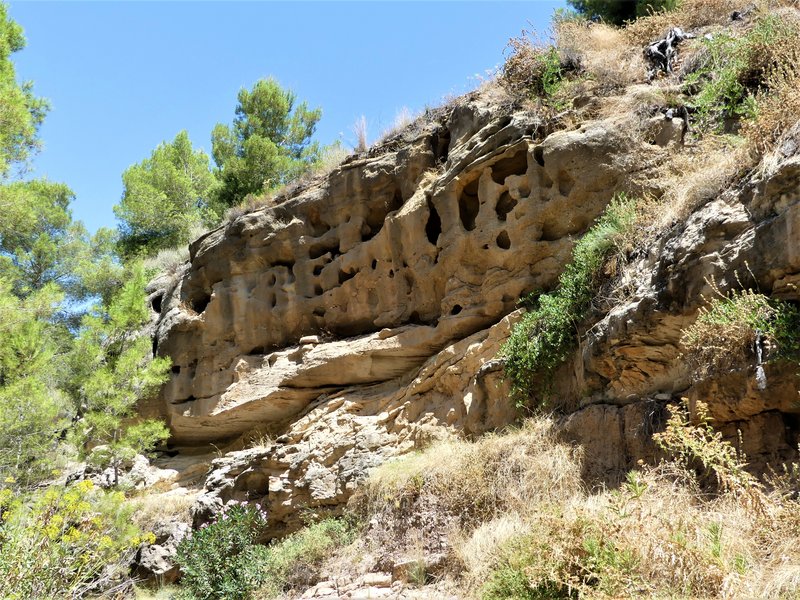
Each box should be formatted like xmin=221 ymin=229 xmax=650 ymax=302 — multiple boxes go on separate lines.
xmin=149 ymin=91 xmax=800 ymax=537
xmin=149 ymin=96 xmax=638 ymax=446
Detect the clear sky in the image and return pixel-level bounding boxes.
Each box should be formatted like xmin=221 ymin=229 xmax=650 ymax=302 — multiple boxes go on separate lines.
xmin=9 ymin=1 xmax=563 ymax=233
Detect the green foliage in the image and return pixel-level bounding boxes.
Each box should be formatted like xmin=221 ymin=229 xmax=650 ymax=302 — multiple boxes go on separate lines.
xmin=176 ymin=512 xmax=355 ymax=600
xmin=502 ymin=37 xmax=569 ymax=104
xmin=0 ymin=280 xmax=70 ymax=486
xmin=69 ymin=263 xmax=170 ymax=485
xmin=114 ymin=131 xmax=220 ymax=259
xmin=687 ymin=15 xmax=800 ymax=131
xmin=176 ymin=503 xmax=268 ymax=600
xmin=481 ymin=534 xmax=575 ymax=600
xmin=212 ymin=77 xmax=323 ymax=207
xmin=0 ymin=480 xmax=146 ymax=598
xmin=500 ymin=195 xmax=635 ymax=404
xmin=681 ymin=285 xmax=800 ymax=380
xmin=567 ymin=0 xmax=677 ymax=25
xmin=0 ymin=3 xmax=48 ymax=177
xmin=0 ymin=180 xmax=122 ymax=304
xmin=255 ymin=517 xmax=356 ymax=598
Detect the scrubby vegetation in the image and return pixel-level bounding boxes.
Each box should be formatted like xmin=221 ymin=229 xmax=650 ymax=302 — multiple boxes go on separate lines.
xmin=501 ymin=195 xmax=636 ymax=403
xmin=175 ymin=506 xmax=355 ymax=600
xmin=681 ymin=283 xmax=800 ymax=380
xmin=0 ymin=480 xmax=148 ymax=598
xmin=348 ymin=410 xmax=800 ymax=599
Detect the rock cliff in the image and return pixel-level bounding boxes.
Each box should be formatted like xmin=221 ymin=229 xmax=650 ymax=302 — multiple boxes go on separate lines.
xmin=145 ymin=89 xmax=799 ymax=537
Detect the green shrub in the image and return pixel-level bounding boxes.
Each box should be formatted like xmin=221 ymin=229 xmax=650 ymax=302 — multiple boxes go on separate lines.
xmin=0 ymin=480 xmax=145 ymax=598
xmin=500 ymin=194 xmax=635 ymax=404
xmin=254 ymin=517 xmax=356 ymax=599
xmin=681 ymin=285 xmax=800 ymax=380
xmin=502 ymin=36 xmax=569 ymax=103
xmin=176 ymin=510 xmax=354 ymax=600
xmin=687 ymin=15 xmax=800 ymax=132
xmin=176 ymin=503 xmax=268 ymax=600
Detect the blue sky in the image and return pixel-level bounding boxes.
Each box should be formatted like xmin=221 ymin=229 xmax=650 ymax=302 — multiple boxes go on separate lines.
xmin=10 ymin=1 xmax=563 ymax=233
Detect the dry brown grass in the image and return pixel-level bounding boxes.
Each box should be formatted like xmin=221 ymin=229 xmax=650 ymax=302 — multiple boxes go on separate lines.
xmin=626 ymin=0 xmax=744 ymax=46
xmin=353 ymin=418 xmax=583 ymax=526
xmin=346 ymin=413 xmax=800 ymax=599
xmin=640 ymin=134 xmax=753 ymax=233
xmin=556 ymin=21 xmax=647 ymax=91
xmin=130 ymin=489 xmax=196 ymax=532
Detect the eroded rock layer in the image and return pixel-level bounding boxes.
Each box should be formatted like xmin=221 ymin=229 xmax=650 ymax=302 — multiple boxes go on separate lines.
xmin=148 ymin=91 xmax=800 ymax=538
xmin=149 ymin=95 xmax=637 ymax=445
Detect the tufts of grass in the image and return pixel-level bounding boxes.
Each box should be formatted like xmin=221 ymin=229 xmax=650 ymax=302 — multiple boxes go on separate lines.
xmin=349 ymin=412 xmax=800 ymax=599
xmin=500 ymin=194 xmax=636 ymax=404
xmin=680 ymin=280 xmax=800 ymax=381
xmin=684 ymin=13 xmax=800 ymax=134
xmin=252 ymin=518 xmax=356 ymax=599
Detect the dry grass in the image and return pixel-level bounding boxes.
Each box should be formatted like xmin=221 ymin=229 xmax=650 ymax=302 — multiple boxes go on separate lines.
xmin=130 ymin=489 xmax=196 ymax=533
xmin=626 ymin=0 xmax=744 ymax=46
xmin=352 ymin=115 xmax=368 ymax=153
xmin=345 ymin=413 xmax=800 ymax=599
xmin=556 ymin=21 xmax=646 ymax=91
xmin=638 ymin=134 xmax=753 ymax=234
xmin=353 ymin=418 xmax=583 ymax=525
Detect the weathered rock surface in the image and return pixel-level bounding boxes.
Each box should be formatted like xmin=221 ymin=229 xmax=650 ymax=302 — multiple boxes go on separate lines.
xmin=552 ymin=123 xmax=800 ymax=481
xmin=148 ymin=95 xmax=640 ymax=445
xmin=147 ymin=90 xmax=800 ymax=538
xmin=133 ymin=519 xmax=191 ymax=584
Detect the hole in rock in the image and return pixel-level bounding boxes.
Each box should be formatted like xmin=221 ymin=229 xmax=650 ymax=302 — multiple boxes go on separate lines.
xmin=409 ymin=311 xmax=424 ymax=325
xmin=171 ymin=365 xmax=181 ymax=374
xmin=431 ymin=127 xmax=451 ymax=163
xmin=313 ymin=264 xmax=325 ymax=276
xmin=250 ymin=346 xmax=265 ymax=355
xmin=269 ymin=294 xmax=277 ymax=308
xmin=371 ymin=259 xmax=378 ymax=270
xmin=490 ymin=149 xmax=528 ymax=185
xmin=268 ymin=273 xmax=276 ymax=286
xmin=495 ymin=191 xmax=518 ymax=222
xmin=307 ymin=208 xmax=330 ymax=237
xmin=497 ymin=231 xmax=511 ymax=249
xmin=557 ymin=170 xmax=575 ymax=197
xmin=313 ymin=307 xmax=326 ymax=318
xmin=533 ymin=146 xmax=545 ymax=167
xmin=309 ymin=241 xmax=338 ymax=260
xmin=314 ymin=284 xmax=323 ymax=296
xmin=425 ymin=196 xmax=442 ymax=245
xmin=152 ymin=338 xmax=158 ymax=358
xmin=459 ymin=178 xmax=480 ymax=231
xmin=151 ymin=294 xmax=163 ymax=314
xmin=192 ymin=293 xmax=211 ymax=314
xmin=338 ymin=269 xmax=357 ymax=285
xmin=450 ymin=304 xmax=463 ymax=315
xmin=390 ymin=187 xmax=404 ymax=212
xmin=389 ymin=270 xmax=395 ymax=278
